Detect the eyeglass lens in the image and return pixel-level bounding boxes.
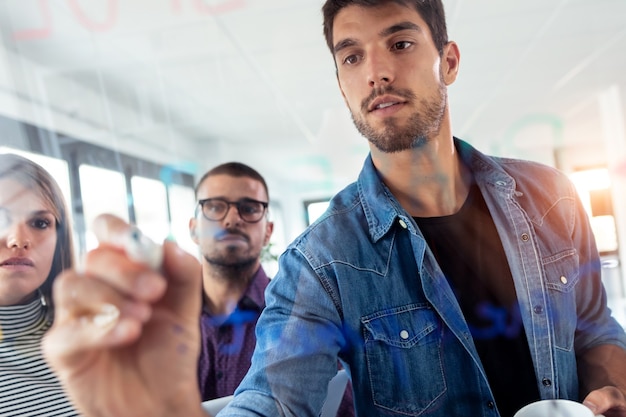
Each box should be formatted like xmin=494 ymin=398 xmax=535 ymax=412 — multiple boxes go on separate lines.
xmin=201 ymin=199 xmax=266 ymax=222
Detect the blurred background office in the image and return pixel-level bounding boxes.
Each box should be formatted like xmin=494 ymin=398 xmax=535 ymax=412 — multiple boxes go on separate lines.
xmin=0 ymin=0 xmax=624 ymax=324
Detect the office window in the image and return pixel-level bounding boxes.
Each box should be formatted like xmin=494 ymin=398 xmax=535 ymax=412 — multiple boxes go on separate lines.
xmin=304 ymin=199 xmax=331 ymax=226
xmin=132 ymin=176 xmax=169 ymax=245
xmin=168 ymin=183 xmax=197 ymax=256
xmin=0 ymin=147 xmax=72 ymax=213
xmin=570 ymin=168 xmax=618 ymax=254
xmin=79 ymin=164 xmax=128 ymax=251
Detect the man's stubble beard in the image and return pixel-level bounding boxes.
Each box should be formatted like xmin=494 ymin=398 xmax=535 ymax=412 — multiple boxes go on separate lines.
xmin=204 ymin=247 xmax=260 ymax=280
xmin=352 ymin=80 xmax=448 ymax=153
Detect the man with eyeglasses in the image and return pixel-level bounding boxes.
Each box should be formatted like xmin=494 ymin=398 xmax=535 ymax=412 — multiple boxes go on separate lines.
xmin=191 ymin=162 xmax=354 ymax=416
xmin=188 ymin=162 xmax=274 ymax=402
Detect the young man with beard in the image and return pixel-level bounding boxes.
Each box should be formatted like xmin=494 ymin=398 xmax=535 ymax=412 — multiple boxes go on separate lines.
xmin=43 ymin=1 xmax=626 ymax=417
xmin=192 ymin=162 xmax=354 ymax=415
xmin=189 ymin=162 xmax=274 ymax=401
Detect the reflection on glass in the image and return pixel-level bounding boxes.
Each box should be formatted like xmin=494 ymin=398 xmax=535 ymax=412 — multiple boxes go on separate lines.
xmin=168 ymin=183 xmax=196 ymax=255
xmin=0 ymin=147 xmax=71 ymax=214
xmin=132 ymin=176 xmax=169 ymax=245
xmin=80 ymin=164 xmax=128 ymax=251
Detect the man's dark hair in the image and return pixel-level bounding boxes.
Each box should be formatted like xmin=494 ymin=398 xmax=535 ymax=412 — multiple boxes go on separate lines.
xmin=322 ymin=0 xmax=448 ymax=55
xmin=195 ymin=162 xmax=269 ymax=201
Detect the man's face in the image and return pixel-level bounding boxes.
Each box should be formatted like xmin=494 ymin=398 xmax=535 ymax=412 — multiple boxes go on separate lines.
xmin=190 ymin=174 xmax=273 ymax=271
xmin=332 ymin=3 xmax=451 ymax=153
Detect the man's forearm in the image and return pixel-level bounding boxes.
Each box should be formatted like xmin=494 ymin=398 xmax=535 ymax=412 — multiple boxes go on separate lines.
xmin=577 ymin=343 xmax=626 ymax=396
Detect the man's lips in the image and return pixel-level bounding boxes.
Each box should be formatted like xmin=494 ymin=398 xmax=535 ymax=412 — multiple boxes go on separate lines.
xmin=367 ymin=95 xmax=406 ymax=112
xmin=215 ymin=231 xmax=248 ymax=243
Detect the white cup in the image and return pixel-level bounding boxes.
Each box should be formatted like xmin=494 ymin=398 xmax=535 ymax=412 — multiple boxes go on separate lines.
xmin=514 ymin=399 xmax=603 ymax=417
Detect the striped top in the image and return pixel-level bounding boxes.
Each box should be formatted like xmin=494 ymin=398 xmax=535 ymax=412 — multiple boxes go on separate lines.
xmin=0 ymin=298 xmax=80 ymax=416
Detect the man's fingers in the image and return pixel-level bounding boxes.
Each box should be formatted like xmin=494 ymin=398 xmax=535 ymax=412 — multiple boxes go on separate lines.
xmin=91 ymin=213 xmax=201 ymax=328
xmin=92 ymin=213 xmax=165 ymax=268
xmin=44 ymin=313 xmax=142 ymax=361
xmin=44 ymin=271 xmax=150 ymax=372
xmin=92 ymin=214 xmax=136 ymax=248
xmin=53 ymin=269 xmax=152 ymax=324
xmin=84 ymin=245 xmax=166 ymax=302
xmin=583 ymin=386 xmax=626 ymax=417
xmin=157 ymin=240 xmax=202 ymax=320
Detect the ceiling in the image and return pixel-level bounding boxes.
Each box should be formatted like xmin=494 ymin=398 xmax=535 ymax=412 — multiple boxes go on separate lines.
xmin=0 ymin=0 xmax=625 ymax=198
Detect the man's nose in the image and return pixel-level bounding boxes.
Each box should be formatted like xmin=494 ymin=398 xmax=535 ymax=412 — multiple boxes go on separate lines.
xmin=366 ymin=52 xmax=394 ymax=88
xmin=222 ymin=203 xmax=243 ymax=226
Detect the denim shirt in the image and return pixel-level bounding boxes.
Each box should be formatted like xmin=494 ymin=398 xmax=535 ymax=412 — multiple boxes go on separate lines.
xmin=220 ymin=139 xmax=626 ymax=417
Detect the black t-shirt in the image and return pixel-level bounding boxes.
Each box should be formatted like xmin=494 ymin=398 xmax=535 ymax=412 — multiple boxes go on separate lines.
xmin=414 ymin=183 xmax=540 ymax=417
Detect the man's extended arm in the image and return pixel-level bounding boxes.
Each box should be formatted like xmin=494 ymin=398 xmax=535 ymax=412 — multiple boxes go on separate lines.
xmin=579 ymin=343 xmax=626 ymax=416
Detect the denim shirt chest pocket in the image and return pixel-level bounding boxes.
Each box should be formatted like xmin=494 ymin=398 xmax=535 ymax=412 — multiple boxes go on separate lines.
xmin=542 ymin=249 xmax=579 ymax=351
xmin=361 ymin=304 xmax=445 ymax=416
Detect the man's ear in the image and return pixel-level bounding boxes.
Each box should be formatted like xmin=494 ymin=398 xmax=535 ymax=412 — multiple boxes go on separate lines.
xmin=189 ymin=218 xmax=199 ymax=245
xmin=441 ymin=41 xmax=460 ymax=85
xmin=263 ymin=221 xmax=274 ymax=247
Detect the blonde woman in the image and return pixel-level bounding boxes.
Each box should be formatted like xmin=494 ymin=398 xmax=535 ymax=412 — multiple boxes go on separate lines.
xmin=0 ymin=153 xmax=79 ymax=416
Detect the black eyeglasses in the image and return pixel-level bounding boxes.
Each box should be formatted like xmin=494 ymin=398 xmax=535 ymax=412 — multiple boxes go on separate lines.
xmin=197 ymin=198 xmax=268 ymax=223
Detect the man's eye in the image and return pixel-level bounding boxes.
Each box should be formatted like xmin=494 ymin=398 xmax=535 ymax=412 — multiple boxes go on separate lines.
xmin=240 ymin=204 xmax=259 ymax=214
xmin=392 ymin=41 xmax=412 ymax=50
xmin=343 ymin=54 xmax=360 ymax=65
xmin=203 ymin=201 xmax=222 ymax=212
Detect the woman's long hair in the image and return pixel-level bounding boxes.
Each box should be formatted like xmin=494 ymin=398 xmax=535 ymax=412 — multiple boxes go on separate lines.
xmin=0 ymin=153 xmax=75 ymax=315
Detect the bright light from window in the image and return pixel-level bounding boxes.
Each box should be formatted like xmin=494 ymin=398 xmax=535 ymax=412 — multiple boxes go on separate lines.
xmin=0 ymin=147 xmax=72 ymax=212
xmin=591 ymin=215 xmax=619 ymax=253
xmin=80 ymin=164 xmax=128 ymax=251
xmin=570 ymin=168 xmax=611 ymax=216
xmin=132 ymin=176 xmax=169 ymax=245
xmin=570 ymin=168 xmax=611 ymax=194
xmin=569 ymin=167 xmax=617 ymax=254
xmin=306 ymin=201 xmax=330 ymax=225
xmin=168 ymin=183 xmax=196 ymax=255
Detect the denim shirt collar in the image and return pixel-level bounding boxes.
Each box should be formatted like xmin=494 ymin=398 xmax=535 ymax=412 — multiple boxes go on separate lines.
xmin=356 ymin=154 xmax=408 ymax=243
xmin=455 ymin=137 xmax=517 ymax=194
xmin=356 ymin=138 xmax=519 ymax=244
